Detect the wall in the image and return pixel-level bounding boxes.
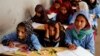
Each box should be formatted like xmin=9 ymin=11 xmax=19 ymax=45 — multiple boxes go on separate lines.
xmin=0 ymin=0 xmax=41 ymax=39
xmin=0 ymin=0 xmax=51 ymax=40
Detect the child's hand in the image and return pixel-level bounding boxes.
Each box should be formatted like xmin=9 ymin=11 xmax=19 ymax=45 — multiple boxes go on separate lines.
xmin=8 ymin=41 xmax=15 ymax=48
xmin=18 ymin=44 xmax=28 ymax=52
xmin=68 ymin=44 xmax=77 ymax=50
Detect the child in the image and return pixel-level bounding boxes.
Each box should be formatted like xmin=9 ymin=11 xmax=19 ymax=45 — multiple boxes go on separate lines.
xmin=43 ymin=21 xmax=65 ymax=47
xmin=48 ymin=0 xmax=62 ymax=14
xmin=65 ymin=11 xmax=95 ymax=54
xmin=85 ymin=0 xmax=100 ymax=38
xmin=1 ymin=21 xmax=42 ymax=51
xmin=31 ymin=4 xmax=49 ymax=24
xmin=70 ymin=1 xmax=89 ymax=24
xmin=56 ymin=3 xmax=73 ymax=25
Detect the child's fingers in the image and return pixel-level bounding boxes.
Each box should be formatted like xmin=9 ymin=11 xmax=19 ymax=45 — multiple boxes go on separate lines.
xmin=68 ymin=44 xmax=77 ymax=50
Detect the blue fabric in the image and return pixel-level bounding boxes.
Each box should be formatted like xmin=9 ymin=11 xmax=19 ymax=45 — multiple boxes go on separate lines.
xmin=70 ymin=10 xmax=91 ymax=25
xmin=89 ymin=4 xmax=100 ymax=28
xmin=1 ymin=32 xmax=42 ymax=51
xmin=65 ymin=29 xmax=95 ymax=54
xmin=65 ymin=11 xmax=95 ymax=54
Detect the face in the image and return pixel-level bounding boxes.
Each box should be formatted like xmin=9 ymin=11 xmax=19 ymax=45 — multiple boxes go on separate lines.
xmin=17 ymin=26 xmax=26 ymax=40
xmin=90 ymin=0 xmax=95 ymax=3
xmin=49 ymin=26 xmax=56 ymax=36
xmin=75 ymin=15 xmax=87 ymax=30
xmin=36 ymin=12 xmax=41 ymax=17
xmin=61 ymin=7 xmax=67 ymax=14
xmin=55 ymin=3 xmax=60 ymax=9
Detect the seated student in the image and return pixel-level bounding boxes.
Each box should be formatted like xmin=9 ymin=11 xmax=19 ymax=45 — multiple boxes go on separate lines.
xmin=31 ymin=4 xmax=49 ymax=24
xmin=1 ymin=21 xmax=42 ymax=51
xmin=43 ymin=21 xmax=65 ymax=47
xmin=70 ymin=1 xmax=89 ymax=24
xmin=65 ymin=11 xmax=95 ymax=54
xmin=56 ymin=2 xmax=73 ymax=25
xmin=85 ymin=0 xmax=100 ymax=39
xmin=48 ymin=0 xmax=62 ymax=14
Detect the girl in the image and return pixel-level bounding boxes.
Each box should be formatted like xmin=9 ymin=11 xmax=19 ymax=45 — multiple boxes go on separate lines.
xmin=43 ymin=21 xmax=65 ymax=47
xmin=48 ymin=0 xmax=62 ymax=14
xmin=31 ymin=4 xmax=49 ymax=24
xmin=56 ymin=3 xmax=73 ymax=25
xmin=65 ymin=11 xmax=95 ymax=54
xmin=70 ymin=1 xmax=89 ymax=24
xmin=1 ymin=21 xmax=42 ymax=51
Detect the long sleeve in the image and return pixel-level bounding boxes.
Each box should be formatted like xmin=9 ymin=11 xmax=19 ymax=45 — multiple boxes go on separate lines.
xmin=65 ymin=30 xmax=72 ymax=45
xmin=30 ymin=34 xmax=42 ymax=51
xmin=1 ymin=32 xmax=17 ymax=45
xmin=86 ymin=33 xmax=95 ymax=54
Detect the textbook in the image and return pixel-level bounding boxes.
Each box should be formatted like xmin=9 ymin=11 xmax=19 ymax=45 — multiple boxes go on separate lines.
xmin=57 ymin=46 xmax=94 ymax=56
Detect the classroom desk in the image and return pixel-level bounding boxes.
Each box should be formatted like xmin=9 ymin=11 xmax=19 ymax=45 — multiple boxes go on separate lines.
xmin=0 ymin=44 xmax=94 ymax=56
xmin=0 ymin=47 xmax=67 ymax=56
xmin=32 ymin=22 xmax=68 ymax=30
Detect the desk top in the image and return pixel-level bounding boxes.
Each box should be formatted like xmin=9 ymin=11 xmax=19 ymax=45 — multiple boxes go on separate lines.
xmin=32 ymin=22 xmax=68 ymax=30
xmin=0 ymin=45 xmax=94 ymax=56
xmin=0 ymin=47 xmax=67 ymax=56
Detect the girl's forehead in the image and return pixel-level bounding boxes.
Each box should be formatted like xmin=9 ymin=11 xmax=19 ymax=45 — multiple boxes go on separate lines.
xmin=18 ymin=26 xmax=25 ymax=30
xmin=75 ymin=15 xmax=87 ymax=21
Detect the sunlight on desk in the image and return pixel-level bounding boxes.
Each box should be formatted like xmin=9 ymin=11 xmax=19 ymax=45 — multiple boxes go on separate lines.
xmin=32 ymin=23 xmax=68 ymax=30
xmin=0 ymin=45 xmax=94 ymax=56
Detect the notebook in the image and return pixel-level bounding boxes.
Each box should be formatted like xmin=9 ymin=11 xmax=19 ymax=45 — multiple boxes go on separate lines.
xmin=57 ymin=46 xmax=94 ymax=56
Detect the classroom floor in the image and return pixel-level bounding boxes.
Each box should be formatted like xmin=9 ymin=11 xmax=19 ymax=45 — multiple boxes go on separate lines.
xmin=95 ymin=19 xmax=100 ymax=56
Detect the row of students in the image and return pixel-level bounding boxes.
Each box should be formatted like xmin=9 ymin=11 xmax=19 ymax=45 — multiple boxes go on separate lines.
xmin=1 ymin=0 xmax=97 ymax=55
xmin=1 ymin=10 xmax=95 ymax=54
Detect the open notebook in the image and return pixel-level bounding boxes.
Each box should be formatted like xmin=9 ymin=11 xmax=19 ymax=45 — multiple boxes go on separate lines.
xmin=0 ymin=45 xmax=19 ymax=54
xmin=57 ymin=46 xmax=94 ymax=56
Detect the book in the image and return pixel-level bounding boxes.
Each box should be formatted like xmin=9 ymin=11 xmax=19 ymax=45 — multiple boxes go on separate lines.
xmin=57 ymin=46 xmax=94 ymax=56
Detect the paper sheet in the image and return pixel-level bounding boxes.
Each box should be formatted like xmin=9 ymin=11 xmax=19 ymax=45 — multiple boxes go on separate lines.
xmin=0 ymin=45 xmax=19 ymax=54
xmin=57 ymin=46 xmax=94 ymax=56
xmin=32 ymin=22 xmax=44 ymax=30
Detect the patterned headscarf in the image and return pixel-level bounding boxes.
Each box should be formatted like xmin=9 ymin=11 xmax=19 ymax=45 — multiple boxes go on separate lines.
xmin=16 ymin=20 xmax=34 ymax=37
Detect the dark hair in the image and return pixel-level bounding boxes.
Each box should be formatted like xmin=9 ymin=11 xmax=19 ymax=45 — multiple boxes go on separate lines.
xmin=85 ymin=0 xmax=97 ymax=9
xmin=35 ymin=4 xmax=49 ymax=23
xmin=16 ymin=22 xmax=26 ymax=33
xmin=47 ymin=21 xmax=65 ymax=33
xmin=35 ymin=4 xmax=45 ymax=13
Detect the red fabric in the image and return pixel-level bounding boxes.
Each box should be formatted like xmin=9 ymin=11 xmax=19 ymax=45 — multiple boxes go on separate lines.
xmin=56 ymin=2 xmax=73 ymax=24
xmin=48 ymin=0 xmax=62 ymax=14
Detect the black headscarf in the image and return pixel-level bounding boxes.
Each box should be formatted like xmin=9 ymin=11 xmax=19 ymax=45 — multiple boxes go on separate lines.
xmin=84 ymin=0 xmax=98 ymax=9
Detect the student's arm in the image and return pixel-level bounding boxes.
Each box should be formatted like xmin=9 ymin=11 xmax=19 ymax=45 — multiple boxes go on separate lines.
xmin=31 ymin=34 xmax=42 ymax=51
xmin=86 ymin=33 xmax=95 ymax=54
xmin=54 ymin=22 xmax=60 ymax=41
xmin=1 ymin=32 xmax=17 ymax=47
xmin=44 ymin=24 xmax=49 ymax=38
xmin=65 ymin=30 xmax=76 ymax=50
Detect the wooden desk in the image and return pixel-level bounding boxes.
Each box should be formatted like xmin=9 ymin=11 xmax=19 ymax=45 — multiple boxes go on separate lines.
xmin=16 ymin=47 xmax=67 ymax=56
xmin=32 ymin=23 xmax=68 ymax=30
xmin=0 ymin=45 xmax=94 ymax=56
xmin=0 ymin=47 xmax=67 ymax=56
